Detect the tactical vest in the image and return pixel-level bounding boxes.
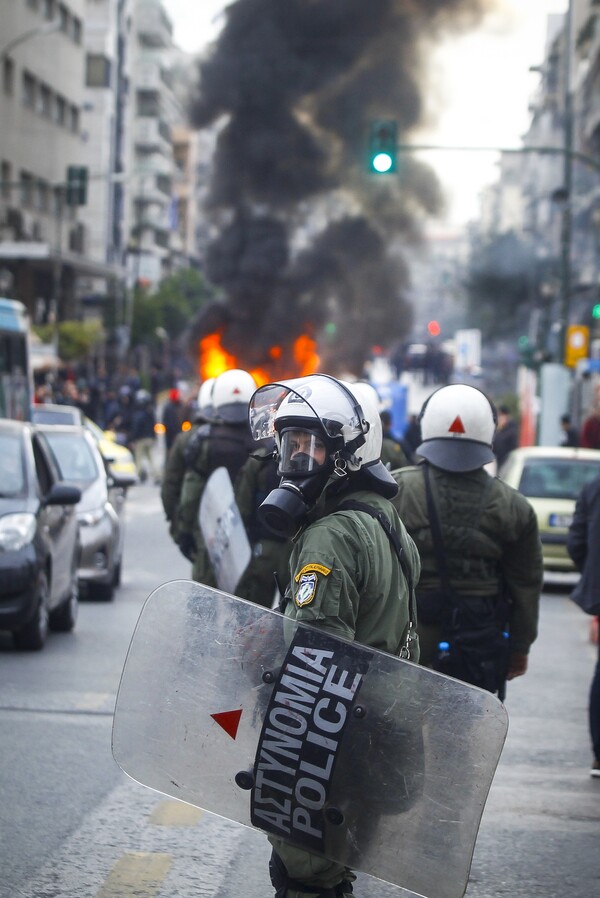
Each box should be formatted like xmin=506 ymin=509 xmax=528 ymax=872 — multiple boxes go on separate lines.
xmin=185 ymin=422 xmax=253 ymax=483
xmin=410 ymin=466 xmax=503 ymax=591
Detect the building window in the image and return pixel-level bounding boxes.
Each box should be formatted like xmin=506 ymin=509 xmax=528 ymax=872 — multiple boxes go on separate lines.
xmin=38 ymin=83 xmax=52 ymax=117
xmin=36 ymin=181 xmax=49 ymax=213
xmin=52 ymin=185 xmax=63 ymax=217
xmin=22 ymin=71 xmax=36 ymax=108
xmin=58 ymin=3 xmax=69 ymax=33
xmin=69 ymin=105 xmax=79 ymax=133
xmin=55 ymin=94 xmax=66 ymax=125
xmin=3 ymin=57 xmax=14 ymax=95
xmin=72 ymin=17 xmax=82 ymax=44
xmin=20 ymin=172 xmax=34 ymax=208
xmin=86 ymin=54 xmax=111 ymax=88
xmin=1 ymin=161 xmax=11 ymax=199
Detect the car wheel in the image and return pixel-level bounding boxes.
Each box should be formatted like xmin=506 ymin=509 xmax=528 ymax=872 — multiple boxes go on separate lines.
xmin=14 ymin=571 xmax=50 ymax=651
xmin=49 ymin=572 xmax=79 ymax=632
xmin=112 ymin=560 xmax=122 ymax=588
xmin=88 ymin=580 xmax=114 ymax=602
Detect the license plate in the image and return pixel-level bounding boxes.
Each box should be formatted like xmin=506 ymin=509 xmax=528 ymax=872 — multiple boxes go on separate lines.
xmin=549 ymin=513 xmax=573 ymax=528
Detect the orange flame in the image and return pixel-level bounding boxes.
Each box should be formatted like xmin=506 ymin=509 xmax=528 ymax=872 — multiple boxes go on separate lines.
xmin=199 ymin=331 xmax=320 ymax=385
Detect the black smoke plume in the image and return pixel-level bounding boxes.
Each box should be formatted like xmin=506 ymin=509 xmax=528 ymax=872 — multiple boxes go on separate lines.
xmin=189 ymin=0 xmax=496 ymax=377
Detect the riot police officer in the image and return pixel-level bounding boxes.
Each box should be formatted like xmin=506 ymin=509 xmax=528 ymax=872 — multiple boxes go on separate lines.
xmin=391 ymin=383 xmax=543 ymax=696
xmin=234 ymin=441 xmax=292 ymax=608
xmin=177 ymin=369 xmax=256 ymax=585
xmin=248 ymin=375 xmax=420 ymax=898
xmin=161 ymin=377 xmax=215 ymax=552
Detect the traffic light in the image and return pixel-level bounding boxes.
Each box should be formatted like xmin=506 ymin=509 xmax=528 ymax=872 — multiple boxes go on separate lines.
xmin=66 ymin=165 xmax=88 ymax=206
xmin=592 ymin=303 xmax=600 ymax=320
xmin=368 ymin=119 xmax=397 ymax=173
xmin=427 ymin=320 xmax=441 ymax=337
xmin=518 ymin=335 xmax=537 ymax=369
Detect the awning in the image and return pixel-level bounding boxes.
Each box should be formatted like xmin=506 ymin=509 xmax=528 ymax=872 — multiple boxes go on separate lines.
xmin=0 ymin=241 xmax=126 ymax=281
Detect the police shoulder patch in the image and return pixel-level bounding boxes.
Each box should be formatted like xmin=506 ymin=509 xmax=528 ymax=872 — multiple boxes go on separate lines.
xmin=295 ymin=572 xmax=318 ymax=608
xmin=294 ymin=563 xmax=332 ymax=583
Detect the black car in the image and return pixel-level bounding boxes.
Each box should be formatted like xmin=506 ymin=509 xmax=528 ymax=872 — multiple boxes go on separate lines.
xmin=0 ymin=419 xmax=81 ymax=650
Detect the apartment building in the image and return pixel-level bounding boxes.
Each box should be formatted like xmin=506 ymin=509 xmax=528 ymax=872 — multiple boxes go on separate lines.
xmin=0 ymin=0 xmax=123 ymax=322
xmin=125 ymin=0 xmax=182 ymax=288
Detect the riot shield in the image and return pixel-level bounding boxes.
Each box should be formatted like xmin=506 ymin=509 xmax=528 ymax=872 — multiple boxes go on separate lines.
xmin=112 ymin=580 xmax=508 ymax=898
xmin=198 ymin=466 xmax=251 ymax=594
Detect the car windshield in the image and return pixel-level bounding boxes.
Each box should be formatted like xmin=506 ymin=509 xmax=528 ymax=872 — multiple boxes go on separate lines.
xmin=44 ymin=432 xmax=99 ymax=485
xmin=0 ymin=433 xmax=26 ymax=497
xmin=519 ymin=458 xmax=600 ymax=500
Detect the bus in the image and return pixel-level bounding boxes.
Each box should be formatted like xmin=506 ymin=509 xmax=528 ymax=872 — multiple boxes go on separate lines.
xmin=0 ymin=297 xmax=32 ymax=420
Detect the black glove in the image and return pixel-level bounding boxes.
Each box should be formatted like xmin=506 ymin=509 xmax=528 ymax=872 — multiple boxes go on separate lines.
xmin=178 ymin=532 xmax=196 ymax=562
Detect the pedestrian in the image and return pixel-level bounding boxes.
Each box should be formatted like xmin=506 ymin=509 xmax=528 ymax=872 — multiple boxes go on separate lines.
xmin=176 ymin=369 xmax=257 ymax=585
xmin=403 ymin=413 xmax=422 ymax=458
xmin=161 ymin=378 xmax=216 ymax=553
xmin=234 ymin=439 xmax=292 ymax=608
xmin=161 ymin=387 xmax=185 ymax=456
xmin=566 ymin=474 xmax=600 ymax=777
xmin=579 ymin=383 xmax=600 ymax=449
xmin=559 ymin=413 xmax=579 ymax=448
xmin=493 ymin=403 xmax=519 ymax=470
xmin=380 ymin=408 xmax=413 ymax=470
xmin=391 ymin=383 xmax=543 ymax=698
xmin=129 ymin=389 xmax=160 ymax=484
xmin=248 ymin=374 xmax=421 ymax=898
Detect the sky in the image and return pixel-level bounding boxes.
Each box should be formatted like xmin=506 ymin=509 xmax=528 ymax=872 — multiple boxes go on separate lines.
xmin=163 ymin=0 xmax=568 ymax=226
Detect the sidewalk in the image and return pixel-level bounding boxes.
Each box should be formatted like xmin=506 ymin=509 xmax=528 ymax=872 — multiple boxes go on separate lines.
xmin=462 ymin=588 xmax=599 ymax=898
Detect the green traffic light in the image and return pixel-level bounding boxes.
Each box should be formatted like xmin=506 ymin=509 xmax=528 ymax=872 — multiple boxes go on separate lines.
xmin=368 ymin=119 xmax=397 ymax=174
xmin=372 ymin=152 xmax=393 ymax=173
xmin=592 ymin=304 xmax=600 ymax=319
xmin=518 ymin=335 xmax=529 ymax=348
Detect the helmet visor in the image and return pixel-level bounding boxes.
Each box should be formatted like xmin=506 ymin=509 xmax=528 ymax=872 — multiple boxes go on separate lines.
xmin=248 ymin=375 xmax=366 ymax=442
xmin=278 ymin=428 xmax=329 ymax=476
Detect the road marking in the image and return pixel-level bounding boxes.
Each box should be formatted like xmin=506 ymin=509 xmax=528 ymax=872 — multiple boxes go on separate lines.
xmin=148 ymin=800 xmax=204 ymax=825
xmin=95 ymin=852 xmax=171 ymax=897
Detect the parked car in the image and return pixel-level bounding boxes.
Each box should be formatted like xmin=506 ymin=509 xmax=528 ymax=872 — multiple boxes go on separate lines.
xmin=31 ymin=403 xmax=138 ymax=482
xmin=38 ymin=424 xmax=135 ymax=601
xmin=0 ymin=419 xmax=81 ymax=650
xmin=499 ymin=446 xmax=600 ymax=574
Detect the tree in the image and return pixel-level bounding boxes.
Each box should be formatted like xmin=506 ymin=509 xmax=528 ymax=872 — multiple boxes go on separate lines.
xmin=130 ymin=268 xmax=217 ymax=349
xmin=33 ymin=320 xmax=104 ymax=363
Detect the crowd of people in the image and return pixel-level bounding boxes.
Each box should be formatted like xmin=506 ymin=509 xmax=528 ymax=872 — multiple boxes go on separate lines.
xmin=154 ymin=366 xmax=599 ymax=898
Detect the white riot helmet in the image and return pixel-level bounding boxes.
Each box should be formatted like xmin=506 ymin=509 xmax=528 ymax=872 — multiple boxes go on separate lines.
xmin=417 ymin=384 xmax=497 ymax=472
xmin=248 ymin=375 xmax=396 ymax=536
xmin=212 ymin=369 xmax=257 ymax=423
xmin=197 ymin=377 xmax=215 ymax=419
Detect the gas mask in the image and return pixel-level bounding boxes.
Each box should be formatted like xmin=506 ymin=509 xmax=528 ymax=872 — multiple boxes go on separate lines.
xmin=258 ymin=427 xmax=340 ymax=537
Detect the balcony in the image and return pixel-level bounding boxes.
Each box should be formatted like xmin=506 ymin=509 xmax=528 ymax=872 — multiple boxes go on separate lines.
xmin=136 ymin=1 xmax=173 ymax=49
xmin=134 ymin=117 xmax=171 ymax=152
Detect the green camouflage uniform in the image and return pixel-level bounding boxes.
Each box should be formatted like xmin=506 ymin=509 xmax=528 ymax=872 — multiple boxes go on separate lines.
xmin=160 ymin=425 xmax=203 ymax=547
xmin=234 ymin=448 xmax=292 ymax=608
xmin=176 ymin=423 xmax=253 ymax=586
xmin=380 ymin=435 xmax=411 ymax=471
xmin=270 ymin=484 xmax=421 ymax=898
xmin=391 ymin=463 xmax=542 ymax=665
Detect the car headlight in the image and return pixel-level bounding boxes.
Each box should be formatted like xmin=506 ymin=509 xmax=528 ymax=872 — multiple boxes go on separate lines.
xmin=77 ymin=507 xmax=106 ymax=527
xmin=0 ymin=513 xmax=37 ymax=552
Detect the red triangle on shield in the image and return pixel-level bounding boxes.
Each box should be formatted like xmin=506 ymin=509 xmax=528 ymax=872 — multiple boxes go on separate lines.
xmin=448 ymin=415 xmax=465 ymax=434
xmin=211 ymin=709 xmax=243 ymax=739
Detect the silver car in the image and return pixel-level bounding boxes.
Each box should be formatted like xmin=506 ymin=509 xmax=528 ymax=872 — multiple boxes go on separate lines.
xmin=38 ymin=425 xmax=132 ymax=601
